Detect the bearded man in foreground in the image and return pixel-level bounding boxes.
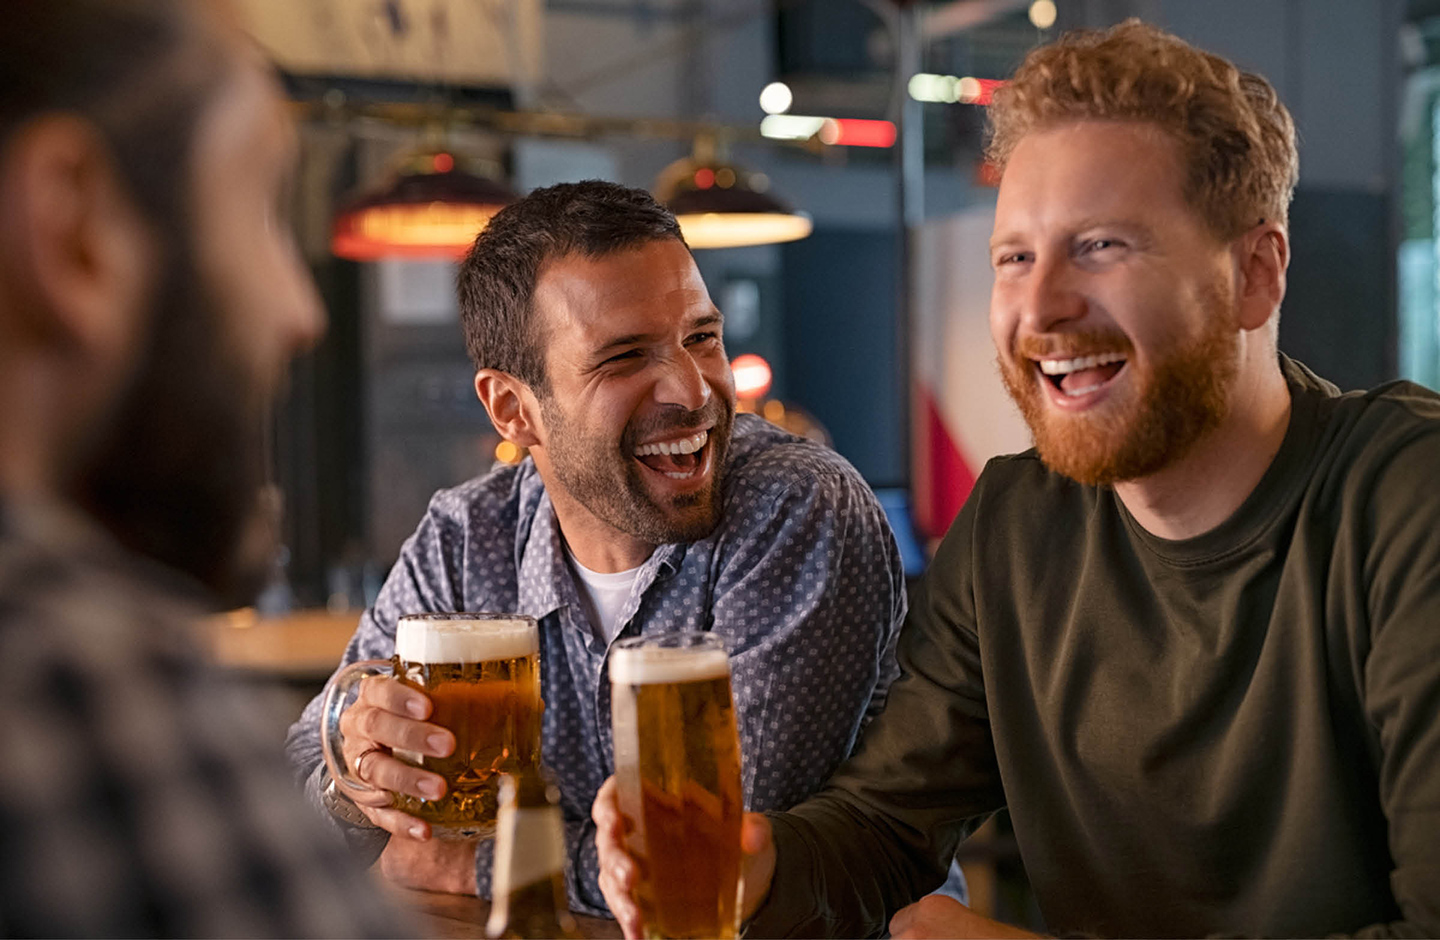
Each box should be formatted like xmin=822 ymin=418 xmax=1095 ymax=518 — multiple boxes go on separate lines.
xmin=594 ymin=20 xmax=1440 ymax=939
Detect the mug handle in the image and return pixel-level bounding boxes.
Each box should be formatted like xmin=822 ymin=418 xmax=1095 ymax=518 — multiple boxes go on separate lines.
xmin=320 ymin=658 xmax=392 ymax=795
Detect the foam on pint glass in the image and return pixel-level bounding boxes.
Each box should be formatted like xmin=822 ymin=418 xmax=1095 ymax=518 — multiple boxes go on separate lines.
xmin=391 ymin=613 xmax=542 ymax=839
xmin=610 ymin=634 xmax=743 ymax=940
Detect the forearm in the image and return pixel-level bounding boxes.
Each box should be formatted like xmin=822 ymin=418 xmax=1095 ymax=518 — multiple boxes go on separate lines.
xmin=749 ymin=795 xmax=953 ymax=939
xmin=301 ymin=762 xmax=391 ymax=864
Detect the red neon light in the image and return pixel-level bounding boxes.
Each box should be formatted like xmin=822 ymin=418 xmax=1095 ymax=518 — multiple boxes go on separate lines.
xmin=967 ymin=79 xmax=1007 ymax=106
xmin=820 ymin=118 xmax=897 ymax=148
xmin=730 ymin=353 xmax=773 ymax=399
xmin=694 ymin=167 xmax=716 ymax=189
xmin=432 ymin=152 xmax=455 ymax=173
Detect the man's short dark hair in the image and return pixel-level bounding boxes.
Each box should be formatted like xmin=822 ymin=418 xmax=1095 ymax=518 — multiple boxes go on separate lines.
xmin=0 ymin=0 xmax=226 ymax=236
xmin=457 ymin=180 xmax=686 ymax=391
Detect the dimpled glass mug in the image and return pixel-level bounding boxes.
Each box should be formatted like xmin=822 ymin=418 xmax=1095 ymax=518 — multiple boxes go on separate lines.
xmin=321 ymin=612 xmax=542 ymax=839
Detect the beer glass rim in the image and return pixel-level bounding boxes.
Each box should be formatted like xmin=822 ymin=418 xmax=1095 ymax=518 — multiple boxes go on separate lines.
xmin=612 ymin=630 xmax=727 ymax=653
xmin=397 ymin=611 xmax=537 ymax=627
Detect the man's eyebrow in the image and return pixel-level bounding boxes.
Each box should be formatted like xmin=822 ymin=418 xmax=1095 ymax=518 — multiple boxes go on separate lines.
xmin=593 ymin=332 xmax=653 ymax=355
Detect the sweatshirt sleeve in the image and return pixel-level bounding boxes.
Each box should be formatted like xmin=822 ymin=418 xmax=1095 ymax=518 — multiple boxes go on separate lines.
xmin=1346 ymin=424 xmax=1440 ymax=937
xmin=745 ymin=481 xmax=1006 ymax=938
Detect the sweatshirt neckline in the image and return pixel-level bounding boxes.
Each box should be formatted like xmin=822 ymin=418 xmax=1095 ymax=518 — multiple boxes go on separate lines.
xmin=1117 ymin=356 xmax=1331 ymax=568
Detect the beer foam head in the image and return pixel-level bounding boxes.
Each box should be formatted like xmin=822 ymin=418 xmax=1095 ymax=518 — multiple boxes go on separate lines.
xmin=609 ymin=645 xmax=730 ymax=685
xmin=395 ymin=615 xmax=537 ymax=664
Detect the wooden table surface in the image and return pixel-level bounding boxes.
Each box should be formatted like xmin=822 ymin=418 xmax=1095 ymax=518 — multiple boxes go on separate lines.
xmin=200 ymin=607 xmax=359 ymax=681
xmin=397 ymin=888 xmax=623 ymax=939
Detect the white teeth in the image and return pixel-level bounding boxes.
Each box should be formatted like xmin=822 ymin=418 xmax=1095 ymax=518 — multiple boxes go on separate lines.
xmin=1038 ymin=352 xmax=1127 ymax=376
xmin=633 ymin=429 xmax=708 ymax=458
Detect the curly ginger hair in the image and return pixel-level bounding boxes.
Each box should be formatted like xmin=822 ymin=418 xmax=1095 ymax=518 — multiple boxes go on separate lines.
xmin=986 ymin=19 xmax=1298 ymax=239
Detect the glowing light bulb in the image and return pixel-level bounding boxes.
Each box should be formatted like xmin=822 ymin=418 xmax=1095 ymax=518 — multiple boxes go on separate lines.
xmin=759 ymin=81 xmax=793 ymax=115
xmin=1029 ymin=0 xmax=1057 ymax=29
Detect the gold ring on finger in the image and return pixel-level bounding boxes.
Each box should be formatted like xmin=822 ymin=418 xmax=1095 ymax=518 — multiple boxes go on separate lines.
xmin=355 ymin=745 xmax=386 ymax=785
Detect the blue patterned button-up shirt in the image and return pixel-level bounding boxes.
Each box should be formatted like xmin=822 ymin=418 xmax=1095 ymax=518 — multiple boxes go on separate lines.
xmin=287 ymin=414 xmax=906 ymax=913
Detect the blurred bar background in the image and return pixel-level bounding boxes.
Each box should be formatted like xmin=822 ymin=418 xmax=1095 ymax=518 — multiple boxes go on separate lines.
xmin=202 ymin=0 xmax=1433 ymax=925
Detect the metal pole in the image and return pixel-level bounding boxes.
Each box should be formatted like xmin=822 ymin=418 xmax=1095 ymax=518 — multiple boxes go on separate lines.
xmin=895 ymin=0 xmax=922 ymax=497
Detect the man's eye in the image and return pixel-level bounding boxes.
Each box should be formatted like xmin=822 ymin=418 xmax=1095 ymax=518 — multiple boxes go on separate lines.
xmin=604 ymin=350 xmax=642 ymax=365
xmin=1080 ymin=238 xmax=1123 ymax=255
xmin=993 ymin=252 xmax=1030 ymax=268
xmin=687 ymin=331 xmax=720 ymax=346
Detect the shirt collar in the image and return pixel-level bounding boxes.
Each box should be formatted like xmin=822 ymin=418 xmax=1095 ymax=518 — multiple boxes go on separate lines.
xmin=515 ymin=489 xmax=569 ymax=621
xmin=513 ymin=484 xmax=691 ymax=626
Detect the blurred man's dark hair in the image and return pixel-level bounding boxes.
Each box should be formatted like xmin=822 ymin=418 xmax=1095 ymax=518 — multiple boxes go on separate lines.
xmin=1 ymin=0 xmax=225 ymax=236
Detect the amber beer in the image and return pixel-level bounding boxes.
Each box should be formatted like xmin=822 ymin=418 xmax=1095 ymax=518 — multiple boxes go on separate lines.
xmin=609 ymin=633 xmax=743 ymax=940
xmin=388 ymin=613 xmax=542 ymax=837
xmin=320 ymin=612 xmax=542 ymax=839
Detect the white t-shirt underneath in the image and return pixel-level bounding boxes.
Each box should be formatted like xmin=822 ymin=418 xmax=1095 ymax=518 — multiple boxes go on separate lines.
xmin=564 ymin=546 xmax=643 ymax=645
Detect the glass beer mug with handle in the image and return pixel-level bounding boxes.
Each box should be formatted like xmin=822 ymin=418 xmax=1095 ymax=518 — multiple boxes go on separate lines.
xmin=609 ymin=632 xmax=744 ymax=940
xmin=321 ymin=612 xmax=542 ymax=839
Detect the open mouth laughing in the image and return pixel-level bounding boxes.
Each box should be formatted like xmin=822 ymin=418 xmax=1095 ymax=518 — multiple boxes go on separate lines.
xmin=1035 ymin=351 xmax=1129 ymax=399
xmin=633 ymin=428 xmax=711 ymax=481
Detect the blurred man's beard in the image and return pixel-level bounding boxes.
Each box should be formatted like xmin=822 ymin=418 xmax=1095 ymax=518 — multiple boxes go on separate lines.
xmin=75 ymin=239 xmax=276 ymax=608
xmin=999 ymin=294 xmax=1239 ymax=488
xmin=540 ymin=393 xmax=735 ymax=547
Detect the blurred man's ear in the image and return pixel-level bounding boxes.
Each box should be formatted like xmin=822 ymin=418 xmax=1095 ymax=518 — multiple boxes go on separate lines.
xmin=474 ymin=369 xmax=544 ymax=448
xmin=0 ymin=114 xmax=156 ymax=360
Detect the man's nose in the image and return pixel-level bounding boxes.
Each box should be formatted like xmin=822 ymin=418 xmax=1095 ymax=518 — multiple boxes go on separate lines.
xmin=655 ymin=350 xmax=712 ymax=411
xmin=1018 ymin=257 xmax=1085 ymax=334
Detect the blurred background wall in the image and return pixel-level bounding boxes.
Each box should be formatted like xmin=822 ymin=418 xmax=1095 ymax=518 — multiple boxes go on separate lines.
xmin=240 ymin=0 xmax=1419 ymax=604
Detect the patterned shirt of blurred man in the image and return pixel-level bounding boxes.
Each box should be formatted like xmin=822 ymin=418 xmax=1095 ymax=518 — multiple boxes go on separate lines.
xmin=0 ymin=500 xmax=409 ymax=937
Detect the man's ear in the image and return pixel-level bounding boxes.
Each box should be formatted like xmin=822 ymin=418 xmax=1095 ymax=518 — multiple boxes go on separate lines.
xmin=0 ymin=114 xmax=157 ymax=357
xmin=475 ymin=369 xmax=543 ymax=448
xmin=1234 ymin=220 xmax=1289 ymax=333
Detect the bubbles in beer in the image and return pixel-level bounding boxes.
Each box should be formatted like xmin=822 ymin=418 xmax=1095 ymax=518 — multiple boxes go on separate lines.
xmin=391 ymin=614 xmax=543 ymax=839
xmin=610 ymin=634 xmax=743 ymax=939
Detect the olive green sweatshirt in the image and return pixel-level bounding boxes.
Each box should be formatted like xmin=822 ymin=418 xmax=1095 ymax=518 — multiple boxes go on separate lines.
xmin=750 ymin=358 xmax=1440 ymax=938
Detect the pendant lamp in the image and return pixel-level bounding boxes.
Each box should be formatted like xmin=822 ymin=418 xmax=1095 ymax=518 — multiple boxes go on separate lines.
xmin=654 ymin=138 xmax=812 ymax=250
xmin=331 ymin=149 xmax=518 ymax=261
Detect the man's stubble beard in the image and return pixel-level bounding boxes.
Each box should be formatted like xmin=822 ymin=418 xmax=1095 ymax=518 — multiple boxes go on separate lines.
xmin=75 ymin=234 xmax=277 ymax=607
xmin=539 ymin=391 xmax=735 ymax=547
xmin=999 ymin=288 xmax=1241 ymax=488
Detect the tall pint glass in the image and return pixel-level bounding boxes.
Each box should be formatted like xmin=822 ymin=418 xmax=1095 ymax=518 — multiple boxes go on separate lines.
xmin=321 ymin=612 xmax=542 ymax=839
xmin=609 ymin=632 xmax=743 ymax=940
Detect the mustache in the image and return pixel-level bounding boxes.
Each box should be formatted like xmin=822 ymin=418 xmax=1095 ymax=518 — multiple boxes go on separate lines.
xmin=1013 ymin=329 xmax=1133 ymax=361
xmin=624 ymin=396 xmax=731 ymax=447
